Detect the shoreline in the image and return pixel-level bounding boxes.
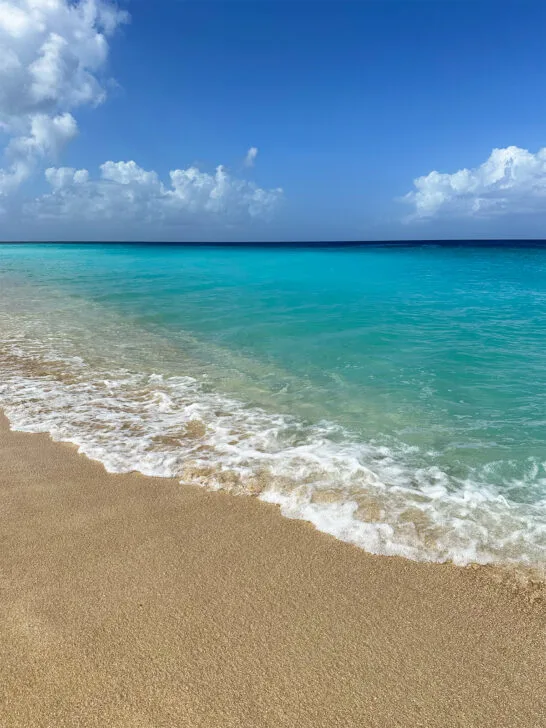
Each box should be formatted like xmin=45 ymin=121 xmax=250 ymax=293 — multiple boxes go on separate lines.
xmin=1 ymin=411 xmax=544 ymax=726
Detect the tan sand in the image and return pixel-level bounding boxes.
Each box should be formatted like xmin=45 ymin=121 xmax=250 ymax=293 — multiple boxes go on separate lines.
xmin=0 ymin=412 xmax=544 ymax=727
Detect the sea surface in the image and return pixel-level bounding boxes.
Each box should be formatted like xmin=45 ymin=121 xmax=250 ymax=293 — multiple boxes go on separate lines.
xmin=0 ymin=243 xmax=545 ymax=568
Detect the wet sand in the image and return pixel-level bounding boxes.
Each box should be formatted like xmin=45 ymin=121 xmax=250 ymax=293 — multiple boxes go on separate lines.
xmin=0 ymin=412 xmax=544 ymax=727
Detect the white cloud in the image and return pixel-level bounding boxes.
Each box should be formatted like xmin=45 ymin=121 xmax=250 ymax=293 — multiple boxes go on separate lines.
xmin=244 ymin=146 xmax=258 ymax=168
xmin=0 ymin=0 xmax=128 ymax=193
xmin=404 ymin=146 xmax=546 ymax=220
xmin=0 ymin=2 xmax=284 ymax=235
xmin=101 ymin=159 xmax=160 ymax=186
xmin=45 ymin=164 xmax=88 ymax=189
xmin=28 ymin=160 xmax=284 ymax=226
xmin=0 ymin=111 xmax=78 ymax=192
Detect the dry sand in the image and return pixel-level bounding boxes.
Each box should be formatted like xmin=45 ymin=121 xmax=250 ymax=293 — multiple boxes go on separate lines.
xmin=0 ymin=412 xmax=544 ymax=727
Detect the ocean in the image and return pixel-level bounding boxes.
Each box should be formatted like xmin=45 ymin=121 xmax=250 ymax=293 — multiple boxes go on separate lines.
xmin=0 ymin=242 xmax=545 ymax=568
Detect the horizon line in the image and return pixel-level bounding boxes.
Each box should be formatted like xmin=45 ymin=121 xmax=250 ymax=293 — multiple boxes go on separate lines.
xmin=3 ymin=239 xmax=546 ymax=248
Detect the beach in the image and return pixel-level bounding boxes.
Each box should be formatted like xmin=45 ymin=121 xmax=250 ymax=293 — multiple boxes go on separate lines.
xmin=1 ymin=411 xmax=544 ymax=727
xmin=1 ymin=0 xmax=546 ymax=722
xmin=3 ymin=244 xmax=546 ymax=569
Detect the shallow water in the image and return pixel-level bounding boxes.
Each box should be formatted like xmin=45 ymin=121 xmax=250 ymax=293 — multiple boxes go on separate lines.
xmin=0 ymin=243 xmax=545 ymax=567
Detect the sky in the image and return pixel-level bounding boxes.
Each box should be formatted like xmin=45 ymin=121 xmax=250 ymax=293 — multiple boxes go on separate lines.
xmin=1 ymin=0 xmax=546 ymax=242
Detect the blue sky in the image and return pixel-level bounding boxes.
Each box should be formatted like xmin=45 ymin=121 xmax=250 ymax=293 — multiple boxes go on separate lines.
xmin=1 ymin=0 xmax=546 ymax=241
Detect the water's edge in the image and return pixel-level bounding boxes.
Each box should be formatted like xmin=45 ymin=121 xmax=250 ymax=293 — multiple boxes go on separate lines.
xmin=2 ymin=348 xmax=544 ymax=571
xmin=1 ymin=245 xmax=545 ymax=577
xmin=2 ymin=404 xmax=544 ymax=606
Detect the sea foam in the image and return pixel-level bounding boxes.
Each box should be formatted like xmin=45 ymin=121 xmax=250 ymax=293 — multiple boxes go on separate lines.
xmin=1 ymin=335 xmax=544 ymax=570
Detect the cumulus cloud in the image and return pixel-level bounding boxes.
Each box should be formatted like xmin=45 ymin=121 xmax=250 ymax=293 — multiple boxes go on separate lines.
xmin=0 ymin=2 xmax=284 ymax=234
xmin=243 ymin=146 xmax=258 ymax=168
xmin=28 ymin=160 xmax=284 ymax=226
xmin=0 ymin=0 xmax=128 ymax=193
xmin=404 ymin=146 xmax=546 ymax=220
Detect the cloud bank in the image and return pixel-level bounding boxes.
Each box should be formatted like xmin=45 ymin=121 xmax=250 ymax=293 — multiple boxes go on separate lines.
xmin=28 ymin=160 xmax=283 ymax=226
xmin=404 ymin=146 xmax=546 ymax=220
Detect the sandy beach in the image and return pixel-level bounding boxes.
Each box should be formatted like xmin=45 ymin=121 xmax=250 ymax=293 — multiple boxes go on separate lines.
xmin=0 ymin=412 xmax=544 ymax=727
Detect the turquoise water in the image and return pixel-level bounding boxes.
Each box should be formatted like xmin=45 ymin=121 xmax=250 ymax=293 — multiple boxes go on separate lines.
xmin=0 ymin=243 xmax=545 ymax=567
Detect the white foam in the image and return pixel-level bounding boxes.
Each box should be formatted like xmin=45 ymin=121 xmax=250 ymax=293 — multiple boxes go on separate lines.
xmin=0 ymin=333 xmax=545 ymax=570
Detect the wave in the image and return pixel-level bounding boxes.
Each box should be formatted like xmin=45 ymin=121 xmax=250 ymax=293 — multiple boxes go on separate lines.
xmin=0 ymin=336 xmax=544 ymax=571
